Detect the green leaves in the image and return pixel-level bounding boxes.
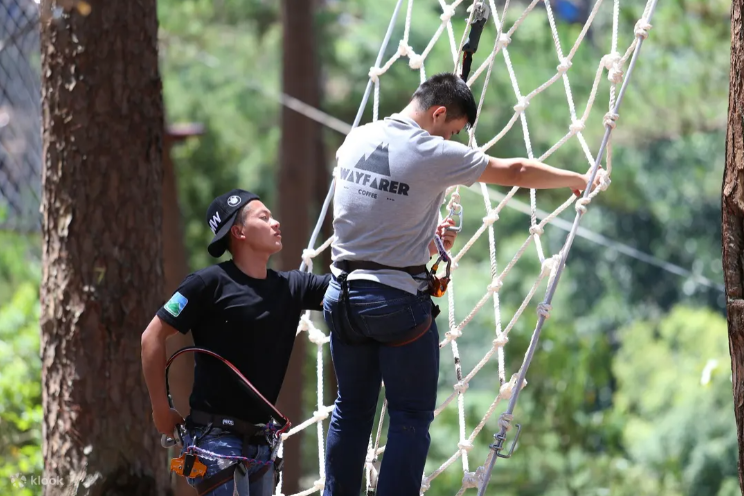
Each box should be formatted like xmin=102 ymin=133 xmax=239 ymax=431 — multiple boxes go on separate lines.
xmin=0 ymin=234 xmax=42 ymax=495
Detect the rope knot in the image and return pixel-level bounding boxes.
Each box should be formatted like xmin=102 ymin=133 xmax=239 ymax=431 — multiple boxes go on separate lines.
xmin=302 ymin=248 xmax=317 ymax=270
xmin=307 ymin=327 xmax=329 ymax=345
xmin=420 ymin=479 xmax=431 ymax=492
xmin=602 ymin=52 xmax=621 ymax=70
xmin=313 ymin=479 xmax=325 ymax=490
xmin=598 ymin=170 xmax=611 ymax=191
xmin=513 ymin=97 xmax=530 ymax=113
xmin=462 ymin=469 xmax=485 ymax=488
xmin=575 ymin=197 xmax=591 ymax=214
xmin=498 ymin=412 xmax=514 ymax=431
xmin=603 ymin=112 xmax=619 ymax=129
xmin=483 ymin=210 xmax=499 ymax=226
xmin=487 ymin=278 xmax=502 ymax=294
xmin=557 ymin=57 xmax=572 ymax=74
xmin=569 ymin=119 xmax=585 ymax=134
xmin=537 ymin=303 xmax=552 ymax=319
xmin=529 ymin=225 xmax=544 ymax=236
xmin=634 ymin=18 xmax=652 ymax=39
xmin=458 ymin=440 xmax=474 ymax=452
xmin=368 ymin=66 xmax=384 ymax=83
xmin=409 ymin=54 xmax=424 ymax=70
xmin=496 ymin=33 xmax=512 ymax=50
xmin=446 ymin=327 xmax=462 ymax=340
xmin=541 ymin=255 xmax=559 ymax=276
xmin=298 ymin=315 xmax=312 ymax=332
xmin=313 ymin=409 xmax=330 ymax=422
xmin=493 ymin=335 xmax=509 ymax=348
xmin=500 ymin=374 xmax=527 ymax=399
xmin=440 ymin=6 xmax=456 ymax=22
xmin=454 ymin=381 xmax=469 ymax=394
xmin=602 ymin=52 xmax=624 ymax=84
xmin=398 ymin=40 xmax=411 ymax=56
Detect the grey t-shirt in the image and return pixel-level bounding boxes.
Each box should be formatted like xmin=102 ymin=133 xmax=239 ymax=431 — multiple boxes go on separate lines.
xmin=330 ymin=113 xmax=489 ymax=294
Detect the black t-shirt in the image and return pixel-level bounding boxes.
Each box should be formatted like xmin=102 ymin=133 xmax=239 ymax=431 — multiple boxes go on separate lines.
xmin=156 ymin=260 xmax=330 ymax=424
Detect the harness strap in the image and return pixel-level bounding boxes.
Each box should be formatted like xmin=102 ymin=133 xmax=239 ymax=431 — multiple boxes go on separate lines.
xmin=333 ymin=260 xmax=427 ymax=275
xmin=194 ymin=463 xmax=239 ymax=496
xmin=193 ymin=459 xmax=279 ymax=495
xmin=189 ymin=410 xmax=267 ymax=442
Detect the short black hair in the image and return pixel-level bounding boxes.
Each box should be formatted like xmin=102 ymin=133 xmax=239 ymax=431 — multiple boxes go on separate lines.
xmin=411 ymin=73 xmax=477 ymax=127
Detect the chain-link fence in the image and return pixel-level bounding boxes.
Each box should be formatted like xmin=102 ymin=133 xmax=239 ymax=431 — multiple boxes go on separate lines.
xmin=0 ymin=0 xmax=41 ymax=232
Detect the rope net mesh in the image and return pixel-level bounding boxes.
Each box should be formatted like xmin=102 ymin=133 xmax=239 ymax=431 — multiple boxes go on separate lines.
xmin=0 ymin=0 xmax=41 ymax=232
xmin=283 ymin=0 xmax=655 ymax=494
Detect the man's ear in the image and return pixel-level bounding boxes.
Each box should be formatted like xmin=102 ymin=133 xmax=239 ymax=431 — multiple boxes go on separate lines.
xmin=230 ymin=224 xmax=244 ymax=241
xmin=432 ymin=106 xmax=447 ymax=122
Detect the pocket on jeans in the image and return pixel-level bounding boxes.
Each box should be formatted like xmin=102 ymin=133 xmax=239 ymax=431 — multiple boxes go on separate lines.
xmin=358 ymin=304 xmax=424 ymax=341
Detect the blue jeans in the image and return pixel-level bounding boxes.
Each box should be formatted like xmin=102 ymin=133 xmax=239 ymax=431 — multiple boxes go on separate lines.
xmin=180 ymin=427 xmax=274 ymax=496
xmin=323 ymin=277 xmax=440 ymax=496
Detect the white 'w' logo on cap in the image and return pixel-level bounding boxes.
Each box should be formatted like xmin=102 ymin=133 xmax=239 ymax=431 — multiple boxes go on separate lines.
xmin=209 ymin=212 xmax=221 ymax=234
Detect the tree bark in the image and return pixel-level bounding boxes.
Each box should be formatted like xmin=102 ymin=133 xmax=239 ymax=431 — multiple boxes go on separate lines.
xmin=723 ymin=0 xmax=744 ymax=491
xmin=276 ymin=0 xmax=322 ymax=491
xmin=39 ymin=1 xmax=168 ymax=494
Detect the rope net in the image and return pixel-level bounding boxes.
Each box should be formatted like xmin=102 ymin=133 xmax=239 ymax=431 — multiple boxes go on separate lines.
xmin=281 ymin=0 xmax=656 ymax=494
xmin=0 ymin=0 xmax=42 ymax=232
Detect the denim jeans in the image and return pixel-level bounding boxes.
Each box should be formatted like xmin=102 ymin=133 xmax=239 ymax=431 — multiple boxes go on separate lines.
xmin=323 ymin=277 xmax=440 ymax=496
xmin=180 ymin=427 xmax=274 ymax=496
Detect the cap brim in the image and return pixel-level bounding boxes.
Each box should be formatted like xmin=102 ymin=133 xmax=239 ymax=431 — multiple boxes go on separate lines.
xmin=207 ymin=216 xmax=235 ymax=258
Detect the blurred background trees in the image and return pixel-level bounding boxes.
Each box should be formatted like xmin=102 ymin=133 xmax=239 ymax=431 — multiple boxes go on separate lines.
xmin=0 ymin=0 xmax=736 ymax=494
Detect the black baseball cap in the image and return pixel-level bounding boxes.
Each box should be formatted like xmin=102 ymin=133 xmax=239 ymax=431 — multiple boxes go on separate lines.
xmin=206 ymin=189 xmax=260 ymax=258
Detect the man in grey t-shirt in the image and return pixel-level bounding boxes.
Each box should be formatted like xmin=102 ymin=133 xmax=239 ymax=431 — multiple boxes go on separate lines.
xmin=322 ymin=73 xmax=599 ymax=496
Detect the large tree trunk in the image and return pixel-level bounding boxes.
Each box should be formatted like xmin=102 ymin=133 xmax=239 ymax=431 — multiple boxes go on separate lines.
xmin=723 ymin=0 xmax=744 ymax=490
xmin=39 ymin=1 xmax=168 ymax=494
xmin=276 ymin=0 xmax=322 ymax=491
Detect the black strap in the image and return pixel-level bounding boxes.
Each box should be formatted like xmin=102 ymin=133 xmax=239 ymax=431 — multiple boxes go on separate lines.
xmin=333 ymin=260 xmax=427 ymax=276
xmin=194 ymin=463 xmax=239 ymax=496
xmin=189 ymin=410 xmax=266 ymax=442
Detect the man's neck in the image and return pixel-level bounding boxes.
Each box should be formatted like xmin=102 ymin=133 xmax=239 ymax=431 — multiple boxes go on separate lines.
xmin=232 ymin=251 xmax=270 ymax=279
xmin=401 ymin=103 xmax=429 ymax=132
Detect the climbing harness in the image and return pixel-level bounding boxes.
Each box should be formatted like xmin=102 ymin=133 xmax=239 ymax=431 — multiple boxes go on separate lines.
xmin=161 ymin=347 xmax=291 ymax=494
xmin=460 ymin=1 xmax=491 ymax=82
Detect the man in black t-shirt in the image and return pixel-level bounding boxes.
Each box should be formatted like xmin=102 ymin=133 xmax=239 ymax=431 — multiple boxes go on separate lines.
xmin=141 ymin=189 xmax=329 ymax=496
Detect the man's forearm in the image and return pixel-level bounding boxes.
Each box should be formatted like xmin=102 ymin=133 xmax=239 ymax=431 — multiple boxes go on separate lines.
xmin=141 ymin=333 xmax=170 ymax=412
xmin=481 ymin=157 xmax=587 ymax=190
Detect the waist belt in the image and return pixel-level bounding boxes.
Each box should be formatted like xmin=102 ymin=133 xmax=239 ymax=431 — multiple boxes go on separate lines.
xmin=333 ymin=260 xmax=427 ymax=275
xmin=189 ymin=409 xmax=267 ymax=441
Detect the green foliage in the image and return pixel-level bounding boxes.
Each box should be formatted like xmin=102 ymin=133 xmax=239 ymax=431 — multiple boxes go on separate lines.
xmin=0 ymin=233 xmax=42 ymax=495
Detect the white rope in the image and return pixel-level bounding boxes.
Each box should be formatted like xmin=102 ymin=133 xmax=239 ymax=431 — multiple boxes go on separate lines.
xmin=283 ymin=0 xmax=657 ymax=494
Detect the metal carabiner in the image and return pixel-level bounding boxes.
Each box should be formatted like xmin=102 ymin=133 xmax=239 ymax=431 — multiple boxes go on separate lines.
xmin=445 ymin=204 xmax=463 ymax=233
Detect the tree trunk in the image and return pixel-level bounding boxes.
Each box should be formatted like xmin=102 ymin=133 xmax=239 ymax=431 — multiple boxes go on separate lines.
xmin=276 ymin=0 xmax=322 ymax=491
xmin=723 ymin=0 xmax=744 ymax=491
xmin=39 ymin=1 xmax=168 ymax=494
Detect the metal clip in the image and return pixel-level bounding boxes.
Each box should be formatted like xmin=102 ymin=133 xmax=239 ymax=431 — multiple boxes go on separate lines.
xmin=470 ymin=1 xmax=491 ymax=24
xmin=492 ymin=423 xmax=522 ymax=459
xmin=445 ymin=204 xmax=463 ymax=233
